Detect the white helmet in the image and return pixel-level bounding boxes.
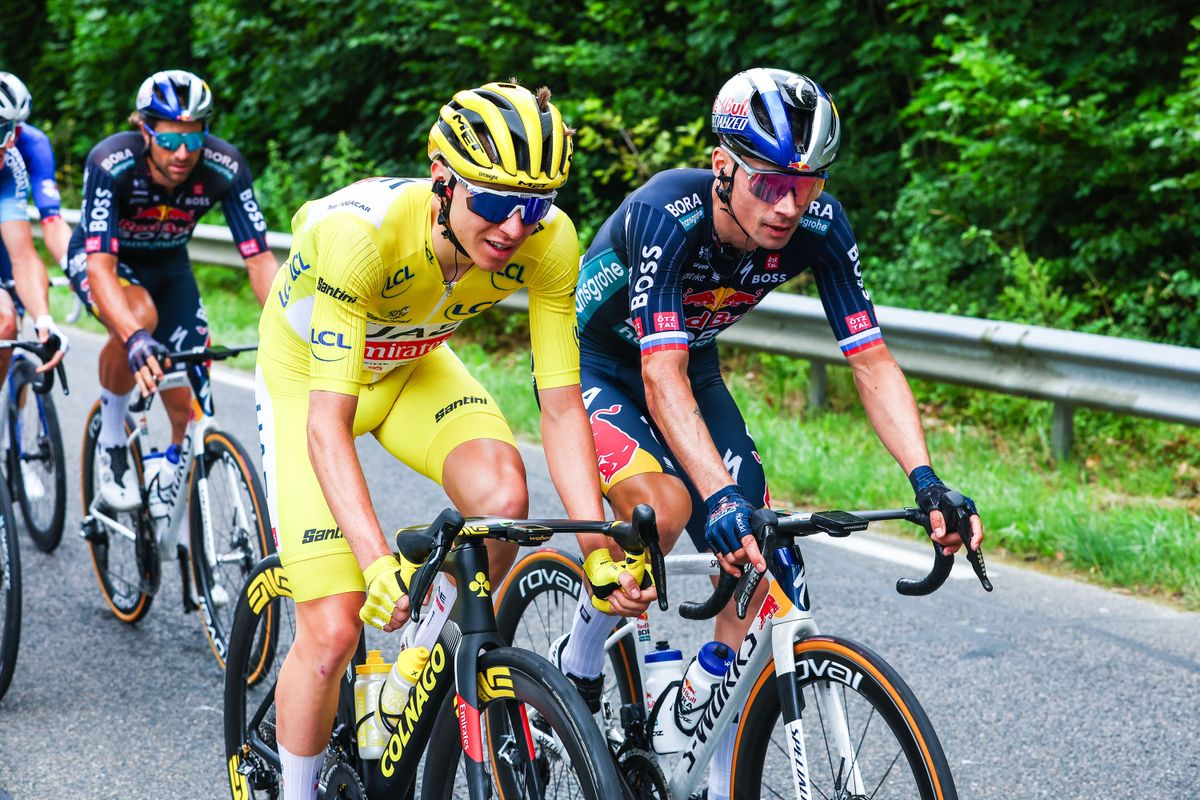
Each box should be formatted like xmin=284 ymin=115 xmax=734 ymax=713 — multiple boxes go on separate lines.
xmin=0 ymin=72 xmax=32 ymax=124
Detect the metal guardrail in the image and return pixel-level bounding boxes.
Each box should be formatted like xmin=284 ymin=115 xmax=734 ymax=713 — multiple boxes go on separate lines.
xmin=36 ymin=208 xmax=1200 ymax=458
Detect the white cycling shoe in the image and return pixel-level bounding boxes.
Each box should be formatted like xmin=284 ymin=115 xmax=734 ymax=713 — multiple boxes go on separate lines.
xmin=98 ymin=445 xmax=142 ymax=511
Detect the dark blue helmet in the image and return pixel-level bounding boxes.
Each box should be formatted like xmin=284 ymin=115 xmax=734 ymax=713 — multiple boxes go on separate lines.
xmin=712 ymin=68 xmax=840 ymax=174
xmin=135 ymin=70 xmax=213 ymax=122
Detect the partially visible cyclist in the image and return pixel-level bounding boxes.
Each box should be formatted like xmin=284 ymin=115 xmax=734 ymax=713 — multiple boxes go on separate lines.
xmin=0 ymin=73 xmax=70 ymax=268
xmin=567 ymin=67 xmax=985 ymax=800
xmin=254 ymin=81 xmax=619 ymax=800
xmin=66 ymin=69 xmax=277 ymax=511
xmin=0 ymin=73 xmax=68 ymax=386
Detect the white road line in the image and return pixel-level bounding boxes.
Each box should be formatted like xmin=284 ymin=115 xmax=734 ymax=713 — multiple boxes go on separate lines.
xmin=811 ymin=533 xmax=989 ymax=580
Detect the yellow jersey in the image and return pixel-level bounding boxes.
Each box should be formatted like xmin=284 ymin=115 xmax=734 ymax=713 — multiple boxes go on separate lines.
xmin=259 ymin=177 xmax=582 ymax=395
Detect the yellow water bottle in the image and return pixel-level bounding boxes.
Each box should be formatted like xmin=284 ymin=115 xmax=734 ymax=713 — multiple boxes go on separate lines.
xmin=353 ymin=650 xmax=391 ymax=759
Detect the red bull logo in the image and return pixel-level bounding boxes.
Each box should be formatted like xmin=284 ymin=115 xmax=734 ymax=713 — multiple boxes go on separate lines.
xmin=130 ymin=204 xmax=194 ymax=223
xmin=590 ymin=405 xmax=640 ymax=485
xmin=683 ymin=287 xmax=762 ymax=313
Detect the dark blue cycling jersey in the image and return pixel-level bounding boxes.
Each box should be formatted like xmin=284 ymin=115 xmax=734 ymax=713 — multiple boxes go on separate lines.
xmin=70 ymin=131 xmax=269 ymax=263
xmin=576 ymin=168 xmax=883 ymax=360
xmin=14 ymin=123 xmax=61 ymax=221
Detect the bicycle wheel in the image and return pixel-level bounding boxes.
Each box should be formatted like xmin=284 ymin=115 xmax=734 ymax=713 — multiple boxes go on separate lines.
xmin=495 ymin=549 xmax=641 ymax=727
xmin=421 ymin=646 xmax=623 ymax=800
xmin=189 ymin=428 xmax=274 ymax=669
xmin=732 ymin=635 xmax=957 ymax=800
xmin=8 ymin=359 xmax=66 ymax=552
xmin=0 ymin=477 xmax=21 ymax=700
xmin=81 ymin=400 xmax=154 ymax=623
xmin=223 ymin=555 xmax=297 ymax=800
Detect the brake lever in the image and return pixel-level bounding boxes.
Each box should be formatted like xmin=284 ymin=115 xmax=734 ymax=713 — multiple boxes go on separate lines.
xmin=630 ymin=504 xmax=668 ymax=610
xmin=944 ymin=490 xmax=993 ymax=592
xmin=734 ymin=509 xmax=777 ymax=620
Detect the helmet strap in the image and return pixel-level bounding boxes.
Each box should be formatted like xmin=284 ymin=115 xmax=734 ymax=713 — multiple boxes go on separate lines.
xmin=714 ymin=166 xmax=757 ymax=254
xmin=435 ymin=177 xmax=472 ymax=261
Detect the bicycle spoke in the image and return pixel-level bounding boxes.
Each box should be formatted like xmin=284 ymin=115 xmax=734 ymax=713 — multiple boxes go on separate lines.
xmin=866 ymin=749 xmax=904 ymax=800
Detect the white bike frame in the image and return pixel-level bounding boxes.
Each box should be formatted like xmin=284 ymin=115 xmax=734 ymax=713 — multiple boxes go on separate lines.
xmin=603 ymin=552 xmax=867 ymax=800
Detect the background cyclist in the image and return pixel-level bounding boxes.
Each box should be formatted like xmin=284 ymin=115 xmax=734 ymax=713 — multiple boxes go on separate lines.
xmin=566 ymin=67 xmax=985 ymax=800
xmin=255 ymin=82 xmax=621 ymax=800
xmin=66 ymin=69 xmax=277 ymax=511
xmin=0 ymin=72 xmax=71 ymax=269
xmin=0 ymin=72 xmax=67 ymax=387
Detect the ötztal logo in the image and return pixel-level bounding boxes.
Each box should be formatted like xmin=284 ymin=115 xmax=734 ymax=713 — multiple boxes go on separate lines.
xmin=844 ymin=311 xmax=873 ymax=334
xmin=653 ymin=312 xmax=679 ymax=332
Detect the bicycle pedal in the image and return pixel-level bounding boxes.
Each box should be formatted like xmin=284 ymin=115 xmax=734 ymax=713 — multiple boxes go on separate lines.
xmin=80 ymin=516 xmax=107 ymax=543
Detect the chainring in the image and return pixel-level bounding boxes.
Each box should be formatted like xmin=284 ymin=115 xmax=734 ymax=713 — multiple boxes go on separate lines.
xmin=320 ymin=759 xmax=367 ymax=800
xmin=618 ymin=748 xmax=670 ymax=800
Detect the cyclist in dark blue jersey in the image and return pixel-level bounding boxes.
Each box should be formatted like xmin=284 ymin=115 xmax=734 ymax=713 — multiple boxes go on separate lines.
xmin=564 ymin=68 xmax=985 ymax=800
xmin=66 ymin=70 xmax=278 ymax=510
xmin=0 ymin=75 xmax=67 ymax=389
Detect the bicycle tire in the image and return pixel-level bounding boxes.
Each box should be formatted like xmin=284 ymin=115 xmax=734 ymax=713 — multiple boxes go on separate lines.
xmin=81 ymin=400 xmax=154 ymax=623
xmin=495 ymin=548 xmax=641 ymax=721
xmin=8 ymin=359 xmax=66 ymax=552
xmin=223 ymin=555 xmax=298 ymax=800
xmin=189 ymin=428 xmax=274 ymax=670
xmin=0 ymin=476 xmax=21 ymax=700
xmin=421 ymin=646 xmax=623 ymax=800
xmin=731 ymin=634 xmax=957 ymax=800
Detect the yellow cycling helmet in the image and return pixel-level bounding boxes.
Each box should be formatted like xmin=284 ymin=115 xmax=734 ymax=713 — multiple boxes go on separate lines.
xmin=428 ymin=82 xmax=572 ymax=191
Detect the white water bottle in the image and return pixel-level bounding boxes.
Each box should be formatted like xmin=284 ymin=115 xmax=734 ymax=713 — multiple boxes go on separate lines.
xmin=376 ymin=646 xmax=430 ymax=732
xmin=399 ymin=575 xmax=458 ymax=653
xmin=676 ymin=641 xmax=735 ymax=732
xmin=145 ymin=443 xmax=181 ymax=521
xmin=643 ymin=640 xmax=688 ymax=754
xmin=353 ymin=650 xmax=391 ymax=759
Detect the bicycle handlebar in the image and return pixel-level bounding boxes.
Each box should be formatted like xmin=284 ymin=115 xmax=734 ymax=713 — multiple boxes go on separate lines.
xmin=393 ymin=505 xmax=668 ymax=623
xmin=165 ymin=344 xmax=259 ymax=365
xmin=0 ymin=334 xmax=69 ymax=396
xmin=679 ymin=505 xmax=993 ymax=621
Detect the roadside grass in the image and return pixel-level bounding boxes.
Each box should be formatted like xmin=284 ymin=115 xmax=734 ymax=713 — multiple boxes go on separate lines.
xmin=52 ymin=255 xmax=1196 ymax=608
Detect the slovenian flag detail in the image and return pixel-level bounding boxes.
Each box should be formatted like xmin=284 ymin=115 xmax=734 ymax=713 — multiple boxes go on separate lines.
xmin=838 ymin=327 xmax=884 ymax=356
xmin=640 ymin=330 xmax=690 ymax=354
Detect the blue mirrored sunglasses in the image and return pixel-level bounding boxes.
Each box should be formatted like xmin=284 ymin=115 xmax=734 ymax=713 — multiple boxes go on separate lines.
xmin=447 ymin=167 xmax=556 ymax=225
xmin=143 ymin=123 xmax=207 ymax=152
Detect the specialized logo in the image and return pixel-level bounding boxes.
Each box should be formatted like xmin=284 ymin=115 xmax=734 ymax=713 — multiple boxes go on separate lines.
xmin=434 ymin=395 xmax=488 ymax=423
xmin=301 ymin=526 xmax=343 ymax=544
xmin=380 ymin=642 xmax=448 ymax=777
xmin=712 ymin=96 xmax=750 ymax=131
xmin=317 ymin=276 xmax=358 ymax=304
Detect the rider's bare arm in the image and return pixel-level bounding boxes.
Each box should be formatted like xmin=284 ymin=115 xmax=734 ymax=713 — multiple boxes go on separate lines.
xmin=847 ymin=343 xmax=983 ymax=551
xmin=0 ymin=219 xmax=49 ymax=320
xmin=39 ymin=216 xmax=71 ymax=266
xmin=539 ymin=384 xmax=606 ymax=522
xmin=243 ymin=249 xmax=278 ymax=308
xmin=642 ymin=348 xmax=736 ymax=497
xmin=306 ymin=389 xmax=391 ymax=571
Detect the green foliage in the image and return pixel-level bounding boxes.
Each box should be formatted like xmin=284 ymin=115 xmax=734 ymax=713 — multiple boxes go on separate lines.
xmin=9 ymin=0 xmax=1200 ymax=346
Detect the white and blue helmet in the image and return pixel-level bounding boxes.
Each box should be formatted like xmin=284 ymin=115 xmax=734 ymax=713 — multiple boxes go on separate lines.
xmin=135 ymin=69 xmax=214 ymax=122
xmin=0 ymin=72 xmax=32 ymax=123
xmin=712 ymin=68 xmax=840 ymax=174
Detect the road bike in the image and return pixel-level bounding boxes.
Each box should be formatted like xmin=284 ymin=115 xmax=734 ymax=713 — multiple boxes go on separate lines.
xmin=0 ymin=335 xmax=67 ymax=701
xmin=224 ymin=505 xmax=669 ymax=799
xmin=80 ymin=344 xmax=272 ymax=667
xmin=496 ymin=506 xmax=993 ymax=800
xmin=0 ymin=278 xmax=72 ymax=552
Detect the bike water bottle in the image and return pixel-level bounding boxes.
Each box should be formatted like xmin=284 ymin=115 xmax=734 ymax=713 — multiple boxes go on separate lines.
xmin=676 ymin=641 xmax=735 ymax=732
xmin=154 ymin=444 xmax=182 ymax=511
xmin=353 ymin=650 xmax=391 ymax=759
xmin=143 ymin=449 xmax=165 ymax=520
xmin=376 ymin=646 xmax=430 ymax=731
xmin=643 ymin=640 xmax=688 ymax=754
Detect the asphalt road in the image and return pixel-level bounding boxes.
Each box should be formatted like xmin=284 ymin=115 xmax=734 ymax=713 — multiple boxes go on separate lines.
xmin=0 ymin=328 xmax=1196 ymax=798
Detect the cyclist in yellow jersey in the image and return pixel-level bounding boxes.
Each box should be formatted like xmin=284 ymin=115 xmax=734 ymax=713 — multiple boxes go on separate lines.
xmin=256 ymin=82 xmax=644 ymax=799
